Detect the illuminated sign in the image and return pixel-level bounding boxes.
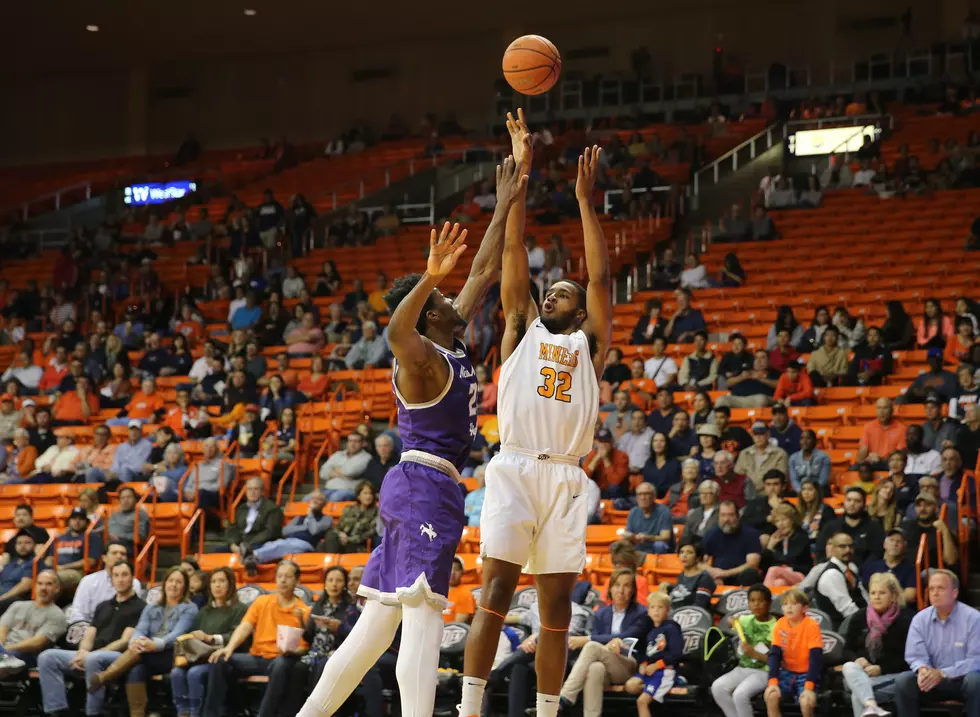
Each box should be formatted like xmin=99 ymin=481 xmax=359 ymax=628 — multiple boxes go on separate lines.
xmin=788 ymin=126 xmax=879 ymax=156
xmin=124 ymin=180 xmax=197 ymax=205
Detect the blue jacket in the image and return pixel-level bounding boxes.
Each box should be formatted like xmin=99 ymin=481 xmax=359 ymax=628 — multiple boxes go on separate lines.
xmin=133 ymin=601 xmax=198 ymax=650
xmin=590 ymin=602 xmax=652 ymax=646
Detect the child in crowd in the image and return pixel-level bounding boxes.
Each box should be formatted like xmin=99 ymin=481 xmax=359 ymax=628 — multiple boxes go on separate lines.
xmin=711 ymin=583 xmax=778 ymax=717
xmin=763 ymin=588 xmax=823 ymax=717
xmin=625 ymin=592 xmax=683 ymax=716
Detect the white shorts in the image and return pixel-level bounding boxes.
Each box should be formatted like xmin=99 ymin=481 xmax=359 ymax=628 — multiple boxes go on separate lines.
xmin=479 ymin=449 xmax=588 ymax=575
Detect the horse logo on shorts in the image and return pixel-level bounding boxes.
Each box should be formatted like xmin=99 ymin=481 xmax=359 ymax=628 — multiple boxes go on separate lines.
xmin=420 ymin=523 xmax=437 ymax=541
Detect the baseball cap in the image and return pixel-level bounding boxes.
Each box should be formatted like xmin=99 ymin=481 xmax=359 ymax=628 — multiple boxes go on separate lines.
xmin=915 ymin=492 xmax=938 ymax=506
xmin=21 ymin=399 xmax=35 ymax=408
xmin=128 ymin=419 xmax=143 ymax=429
xmin=771 ymin=403 xmax=788 ymax=415
xmin=886 ymin=528 xmax=906 ymax=538
xmin=596 ymin=428 xmax=614 ymax=442
xmin=751 ymin=420 xmax=769 ymax=434
xmin=786 ymin=359 xmax=804 ymax=370
xmin=927 ymin=347 xmax=943 ymax=360
xmin=452 ymin=556 xmax=464 ymax=570
xmin=69 ymin=507 xmax=88 ymax=521
xmin=924 ymin=392 xmax=942 ymax=405
xmin=245 ymin=403 xmax=260 ymax=414
xmin=0 ymin=393 xmax=12 ymax=403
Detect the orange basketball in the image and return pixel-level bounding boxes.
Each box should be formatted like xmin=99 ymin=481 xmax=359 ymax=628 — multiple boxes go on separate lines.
xmin=502 ymin=35 xmax=561 ymax=96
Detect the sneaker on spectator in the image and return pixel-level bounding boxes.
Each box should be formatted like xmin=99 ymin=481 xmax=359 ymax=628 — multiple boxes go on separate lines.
xmin=0 ymin=654 xmax=26 ymax=677
xmin=244 ymin=555 xmax=258 ymax=578
xmin=861 ymin=705 xmax=890 ymax=717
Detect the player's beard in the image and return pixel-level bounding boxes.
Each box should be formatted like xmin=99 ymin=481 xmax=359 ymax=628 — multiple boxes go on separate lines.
xmin=540 ymin=312 xmax=576 ymax=334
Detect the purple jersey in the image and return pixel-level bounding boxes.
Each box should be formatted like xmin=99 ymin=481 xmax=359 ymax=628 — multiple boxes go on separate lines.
xmin=392 ymin=339 xmax=477 ymax=472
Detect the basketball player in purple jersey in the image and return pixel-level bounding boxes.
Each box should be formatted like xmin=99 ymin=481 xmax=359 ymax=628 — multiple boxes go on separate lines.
xmin=296 ymin=153 xmax=529 ymax=717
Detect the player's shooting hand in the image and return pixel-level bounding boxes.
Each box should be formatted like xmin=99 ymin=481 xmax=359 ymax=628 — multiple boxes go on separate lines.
xmin=496 ymin=156 xmax=529 ymax=209
xmin=426 ymin=222 xmax=468 ymax=280
xmin=506 ymin=108 xmax=531 ymax=172
xmin=575 ymin=146 xmax=602 ymax=204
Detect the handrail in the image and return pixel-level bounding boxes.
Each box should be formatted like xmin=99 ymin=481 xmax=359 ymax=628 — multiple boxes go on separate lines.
xmin=602 ymin=186 xmax=673 ymax=215
xmin=937 ymin=503 xmax=948 ymax=572
xmin=135 ymin=535 xmax=158 ymax=585
xmin=180 ymin=509 xmax=205 ymax=558
xmin=957 ymin=471 xmax=974 ymax=583
xmin=32 ymin=532 xmax=59 ymax=589
xmin=693 ymin=122 xmax=781 ymax=195
xmin=310 ymin=430 xmax=333 ymax=493
xmin=784 ymin=113 xmax=894 ymax=130
xmin=915 ymin=533 xmax=929 ymax=610
xmin=176 ymin=464 xmax=197 ymax=516
xmin=83 ymin=506 xmax=106 ymax=574
xmin=276 ymin=461 xmax=298 ymax=504
xmin=8 ymin=180 xmax=93 ymax=221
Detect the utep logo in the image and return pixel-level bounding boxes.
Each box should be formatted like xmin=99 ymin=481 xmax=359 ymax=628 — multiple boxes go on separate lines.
xmin=722 ymin=590 xmax=748 ymax=614
xmin=682 ymin=630 xmax=702 ymax=654
xmin=441 ymin=624 xmax=467 ymax=649
xmin=671 ymin=608 xmax=704 ymax=630
xmin=821 ymin=634 xmax=838 ymax=654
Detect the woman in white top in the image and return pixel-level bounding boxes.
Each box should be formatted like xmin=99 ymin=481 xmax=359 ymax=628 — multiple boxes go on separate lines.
xmin=680 ymin=253 xmax=711 ymax=290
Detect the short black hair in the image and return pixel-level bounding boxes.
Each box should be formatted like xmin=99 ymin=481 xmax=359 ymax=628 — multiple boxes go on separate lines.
xmin=561 ymin=279 xmax=587 ymax=312
xmin=384 ymin=273 xmax=436 ymax=333
xmin=105 ymin=541 xmax=131 ymax=557
xmin=111 ymin=560 xmax=134 ymax=575
xmin=714 ymin=405 xmax=731 ymax=417
xmin=845 ymin=485 xmax=867 ymax=499
xmin=763 ymin=469 xmax=786 ymax=482
xmin=14 ymin=503 xmax=31 ymax=515
xmin=747 ymin=583 xmax=772 ymax=603
xmin=694 ymin=330 xmax=708 ymax=341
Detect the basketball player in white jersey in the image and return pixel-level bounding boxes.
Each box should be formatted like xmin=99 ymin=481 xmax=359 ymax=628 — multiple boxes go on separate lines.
xmin=458 ymin=109 xmax=611 ymax=717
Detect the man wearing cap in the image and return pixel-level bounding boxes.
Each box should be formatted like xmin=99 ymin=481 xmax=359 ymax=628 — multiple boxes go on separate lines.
xmin=0 ymin=394 xmax=22 ymax=442
xmin=73 ymin=424 xmax=117 ymax=483
xmin=815 ymin=486 xmax=885 ymax=566
xmin=735 ymin=421 xmax=789 ymax=491
xmin=104 ymin=422 xmax=153 ymax=485
xmin=0 ymin=351 xmax=43 ymax=392
xmin=318 ymin=432 xmax=371 ymax=502
xmin=29 ymin=429 xmax=80 ymax=482
xmin=769 ymin=403 xmax=803 ymax=455
xmin=860 ymin=529 xmax=917 ymax=605
xmin=773 ymin=359 xmax=814 ymax=407
xmin=0 ymin=530 xmax=39 ymax=616
xmin=904 ymin=424 xmax=942 ymax=478
xmin=805 ymin=325 xmax=848 ymax=387
xmin=113 ymin=306 xmax=145 ymax=349
xmin=922 ymin=393 xmax=959 ymax=451
xmin=582 ymin=429 xmax=631 ymax=500
xmin=857 ymin=398 xmax=907 ymax=471
xmin=617 ymin=410 xmax=654 ymax=473
xmin=899 ymin=349 xmax=957 ymax=404
xmin=623 ymin=483 xmax=673 ymax=555
xmin=800 ymin=531 xmax=868 ymax=626
xmin=0 ymin=570 xmax=66 ymax=675
xmin=44 ymin=507 xmax=102 ymax=592
xmin=900 ymin=491 xmax=957 ymax=569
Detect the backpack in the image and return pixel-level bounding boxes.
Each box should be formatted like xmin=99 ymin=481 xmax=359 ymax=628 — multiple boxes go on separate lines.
xmin=698 ymin=626 xmax=736 ymax=705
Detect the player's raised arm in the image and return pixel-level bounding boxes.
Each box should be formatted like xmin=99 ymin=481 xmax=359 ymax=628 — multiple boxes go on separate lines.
xmin=576 ymin=146 xmax=613 ymax=376
xmin=453 ymin=151 xmax=529 ymax=322
xmin=386 ymin=222 xmax=468 ymax=375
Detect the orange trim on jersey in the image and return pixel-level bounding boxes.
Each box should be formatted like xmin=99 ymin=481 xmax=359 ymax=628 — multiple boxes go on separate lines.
xmin=479 ymin=605 xmax=507 ymax=621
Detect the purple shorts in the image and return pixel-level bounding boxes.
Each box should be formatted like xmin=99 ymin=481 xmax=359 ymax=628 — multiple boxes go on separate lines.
xmin=358 ymin=461 xmax=465 ymax=609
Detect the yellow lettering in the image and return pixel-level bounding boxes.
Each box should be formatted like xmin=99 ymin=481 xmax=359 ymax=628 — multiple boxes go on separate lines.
xmin=538 ymin=343 xmax=548 ymax=360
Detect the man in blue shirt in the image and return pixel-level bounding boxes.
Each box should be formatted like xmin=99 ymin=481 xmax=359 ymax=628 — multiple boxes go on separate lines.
xmin=230 ymin=292 xmax=263 ymax=331
xmin=623 ymin=484 xmax=673 ymax=554
xmin=702 ymin=501 xmax=763 ymax=586
xmin=665 ymin=287 xmax=707 ymax=344
xmin=859 ymin=529 xmax=917 ymax=606
xmin=893 ymin=569 xmax=980 ymax=717
xmin=0 ymin=530 xmax=38 ymax=616
xmin=769 ymin=404 xmax=802 ymax=455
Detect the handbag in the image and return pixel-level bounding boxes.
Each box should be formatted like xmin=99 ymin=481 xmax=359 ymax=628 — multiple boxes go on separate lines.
xmin=173 ymin=635 xmax=218 ymax=668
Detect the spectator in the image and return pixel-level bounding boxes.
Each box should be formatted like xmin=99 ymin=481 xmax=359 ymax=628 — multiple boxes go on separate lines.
xmin=229 ymin=403 xmax=264 ymax=457
xmin=702 ymin=501 xmax=763 ymax=585
xmin=719 ymin=251 xmax=746 ymax=287
xmin=147 ymin=443 xmax=185 ymax=502
xmin=762 ymin=589 xmax=822 ymax=717
xmin=667 ymin=410 xmax=697 ymax=457
xmin=901 ymin=352 xmax=957 ymax=403
xmin=867 ymin=479 xmax=900 ymax=533
xmin=618 ymin=410 xmax=654 ymax=473
xmin=762 ymin=503 xmax=813 ymax=586
xmin=44 ymin=506 xmax=101 ymax=587
xmin=600 ymin=349 xmax=631 ymax=403
xmin=900 ymin=492 xmax=957 ymax=569
xmin=667 ymin=458 xmax=701 ymax=521
xmin=711 ymin=583 xmax=777 ymax=717
xmin=443 ymin=557 xmax=476 ymax=624
xmin=795 ymin=478 xmax=835 ymax=548
xmin=735 ymin=421 xmax=789 ymax=491
xmin=717 ymin=350 xmax=778 ymax=408
xmin=665 ymin=288 xmax=707 ymax=343
xmin=243 ymin=342 xmax=267 ymax=384
xmin=693 ymin=422 xmax=720 ymax=478
xmin=72 ymin=542 xmax=143 ymax=623
xmin=922 ymin=393 xmax=959 ymax=451
xmin=714 ymin=405 xmax=752 ymax=457
xmin=904 ymin=424 xmax=941 ymax=478
xmin=163 ymin=388 xmax=209 ymax=440
xmin=769 ymin=329 xmax=802 ymax=374
xmin=789 ymin=429 xmax=831 ymax=492
xmin=38 ymin=560 xmax=144 ymax=717
xmin=281 ymin=266 xmax=306 ymax=300
xmin=802 ymin=531 xmax=868 ymax=625
xmin=28 ymin=407 xmax=56 ymax=454
xmin=679 ymin=253 xmax=711 ymax=289
xmin=678 ymin=331 xmax=718 ymax=389
xmin=38 ymin=345 xmax=69 ymax=394
xmin=464 ymin=466 xmax=487 ymax=527
xmin=944 ymin=318 xmax=976 ymax=366
xmin=631 ymin=299 xmax=667 ymax=345
xmin=806 ymin=326 xmax=849 ymax=387
xmin=767 ymin=306 xmax=804 ymax=351
xmin=0 ymin=394 xmax=21 ymax=441
xmin=956 ymin=403 xmax=980 ymax=470
xmin=742 ymin=468 xmax=793 ymax=532
xmin=860 ymin=529 xmax=918 ymax=606
xmin=623 ymin=592 xmax=683 ymax=711
xmin=363 ymin=433 xmax=399 ymax=490
xmin=857 ymin=398 xmax=906 ymax=469
xmin=880 ymin=300 xmax=915 ymax=351
xmin=203 ymin=561 xmax=311 ymax=717
xmin=0 ymin=428 xmax=37 ymax=483
xmin=770 ymin=404 xmax=803 ymax=454
xmin=950 ymin=364 xmax=980 ymax=419
xmin=333 ymin=482 xmax=379 ymax=553
xmin=583 ymin=428 xmax=631 ymax=499
xmin=475 ymin=364 xmax=497 ymax=414
xmin=1 ymin=351 xmax=42 ymax=392
xmin=893 ymin=570 xmax=980 ymax=717
xmin=0 ymin=531 xmax=39 ymax=615
xmin=713 ymin=449 xmax=756 ymax=509
xmin=297 ymin=354 xmax=329 ymax=400
xmin=285 ymin=313 xmax=326 ymax=357
xmin=260 ymin=375 xmax=298 ymax=421
xmin=182 ymin=437 xmax=233 ymax=510
xmin=319 ymin=433 xmax=371 ymax=502
xmin=0 ymin=570 xmax=66 ymax=675
xmin=223 ymin=477 xmax=283 ymax=556
xmin=639 ymin=432 xmax=679 ymax=497
xmin=815 ymin=486 xmax=885 ymax=565
xmin=691 ymin=390 xmax=714 ymax=428
xmin=112 ymin=376 xmax=166 ymax=426
xmin=718 ymin=203 xmax=752 ymax=242
xmin=30 ymin=429 xmax=80 ymax=482
xmin=888 ymin=452 xmax=918 ymax=515
xmin=646 ymin=386 xmax=680 ymax=435
xmin=774 ymin=360 xmax=814 ymax=407
xmin=106 ymin=487 xmax=149 ymax=555
xmin=916 ymin=298 xmax=954 ymax=350
xmin=683 ymin=479 xmax=721 ymax=542
xmin=620 ymin=359 xmax=656 ymax=411
xmin=3 ymin=504 xmax=48 ymax=557
xmin=642 ymin=337 xmax=678 ymax=388
xmin=661 ymin=541 xmax=716 ymax=608
xmin=345 ymin=321 xmax=388 ymax=369
xmin=719 ymin=333 xmax=755 ymax=389
xmin=751 ymin=205 xmax=777 ymax=240
xmin=256 ymin=189 xmax=285 ymax=250
xmin=623 ymin=484 xmax=673 ymax=555
xmin=244 ymin=492 xmax=334 ymax=576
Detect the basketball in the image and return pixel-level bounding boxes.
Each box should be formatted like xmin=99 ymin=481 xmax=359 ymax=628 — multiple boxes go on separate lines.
xmin=502 ymin=35 xmax=561 ymax=96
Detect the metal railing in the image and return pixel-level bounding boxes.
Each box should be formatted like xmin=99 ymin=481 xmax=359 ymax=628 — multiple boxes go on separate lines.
xmin=692 ymin=123 xmax=780 ymax=196
xmin=602 ymin=185 xmax=673 ymax=215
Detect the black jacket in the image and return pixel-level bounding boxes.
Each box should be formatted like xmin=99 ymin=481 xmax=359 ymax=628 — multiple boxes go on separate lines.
xmin=815 ymin=512 xmax=885 ymax=566
xmin=842 ymin=607 xmax=911 ymax=675
xmin=764 ymin=528 xmax=814 ymax=575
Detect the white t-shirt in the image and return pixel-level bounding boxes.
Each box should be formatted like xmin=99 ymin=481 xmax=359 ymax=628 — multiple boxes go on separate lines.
xmin=527 ymin=247 xmax=546 ymax=272
xmin=643 ymin=356 xmax=678 ymax=387
xmin=853 ymin=169 xmax=876 ymax=187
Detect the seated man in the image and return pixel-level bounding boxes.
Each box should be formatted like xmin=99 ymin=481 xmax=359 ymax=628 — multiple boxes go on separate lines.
xmin=582 ymin=429 xmax=630 ymax=500
xmin=105 ymin=487 xmax=150 ymax=557
xmin=71 ymin=542 xmax=143 ymax=623
xmin=740 ymin=469 xmax=792 ymax=533
xmin=860 ymin=529 xmax=917 ymax=605
xmin=815 ymin=487 xmax=885 ymax=566
xmin=72 ymin=424 xmax=117 ymax=484
xmin=769 ymin=404 xmax=803 ymax=456
xmin=44 ymin=507 xmax=103 ymax=593
xmin=318 ymin=433 xmax=371 ymax=502
xmin=900 ymin=492 xmax=957 ymax=569
xmin=203 ymin=561 xmax=311 ymax=717
xmin=181 ymin=437 xmax=234 ymax=511
xmin=716 ymin=350 xmax=778 ymax=409
xmin=893 ymin=570 xmax=980 ymax=717
xmin=0 ymin=530 xmax=39 ymax=616
xmin=763 ymin=588 xmax=822 ymax=717
xmin=857 ymin=398 xmax=906 ymax=471
xmin=223 ymin=477 xmax=283 ymax=556
xmin=773 ymin=360 xmax=814 ymax=407
xmin=107 ymin=376 xmax=166 ymax=426
xmin=800 ymin=532 xmax=868 ymax=626
xmin=243 ymin=492 xmax=334 ymax=576
xmin=38 ymin=560 xmax=144 ymax=717
xmin=622 ymin=484 xmax=673 ymax=555
xmin=29 ymin=429 xmax=80 ymax=483
xmin=735 ymin=422 xmax=789 ymax=492
xmin=102 ymin=421 xmax=153 ymax=485
xmin=702 ymin=501 xmax=763 ymax=586
xmin=0 ymin=570 xmax=66 ymax=676
xmin=2 ymin=504 xmax=48 ymax=560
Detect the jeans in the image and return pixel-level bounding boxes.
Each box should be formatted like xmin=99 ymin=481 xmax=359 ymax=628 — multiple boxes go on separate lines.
xmin=841 ymin=662 xmax=900 ymax=717
xmin=83 ymin=650 xmax=124 ymax=715
xmin=84 ymin=467 xmax=108 ymax=483
xmin=38 ymin=648 xmax=88 ymax=713
xmin=128 ymin=648 xmax=174 ymax=682
xmin=107 ymin=417 xmax=145 ymax=427
xmin=253 ymin=537 xmax=316 ymax=564
xmin=322 ymin=489 xmax=356 ymax=502
xmin=894 ymin=670 xmax=980 ymax=717
xmin=202 ymin=653 xmax=299 ymax=717
xmin=172 ymin=663 xmax=211 ymax=717
xmin=0 ymin=642 xmax=32 ymax=669
xmin=637 ymin=541 xmax=672 ymax=555
xmin=711 ymin=666 xmax=770 ymax=717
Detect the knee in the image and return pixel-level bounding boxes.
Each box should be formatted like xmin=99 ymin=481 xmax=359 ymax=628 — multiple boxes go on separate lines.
xmin=963 ymin=672 xmax=980 ymax=694
xmin=481 ymin=573 xmax=520 ymax=612
xmin=636 ymin=692 xmax=652 ymax=706
xmin=586 ymin=662 xmax=606 ymax=682
xmin=624 ymin=677 xmax=644 ymax=696
xmin=765 ymin=689 xmax=782 ymax=706
xmin=710 ymin=679 xmax=726 ymax=699
xmin=894 ymin=671 xmax=918 ymax=695
xmin=580 ymin=641 xmax=602 ymax=659
xmin=270 ymin=656 xmax=295 ymax=676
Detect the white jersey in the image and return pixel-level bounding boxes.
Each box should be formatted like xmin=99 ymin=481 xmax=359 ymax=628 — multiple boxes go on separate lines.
xmin=497 ymin=318 xmax=599 ymax=458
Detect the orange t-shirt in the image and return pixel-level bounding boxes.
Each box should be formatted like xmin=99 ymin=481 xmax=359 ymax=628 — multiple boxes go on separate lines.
xmin=944 ymin=335 xmax=974 ymax=367
xmin=53 ymin=392 xmax=100 ymax=423
xmin=771 ymin=615 xmax=822 ymax=674
xmin=859 ymin=419 xmax=907 ymax=458
xmin=443 ymin=584 xmax=476 ymax=623
xmin=243 ymin=594 xmax=311 ymax=659
xmin=126 ymin=392 xmax=166 ymax=420
xmin=175 ymin=320 xmax=205 ymax=347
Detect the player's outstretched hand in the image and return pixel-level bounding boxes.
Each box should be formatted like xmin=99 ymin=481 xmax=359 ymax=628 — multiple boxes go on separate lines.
xmin=496 ymin=155 xmax=529 ymax=208
xmin=506 ymin=108 xmax=531 ymax=172
xmin=575 ymin=145 xmax=602 ymax=203
xmin=427 ymin=221 xmax=468 ymax=280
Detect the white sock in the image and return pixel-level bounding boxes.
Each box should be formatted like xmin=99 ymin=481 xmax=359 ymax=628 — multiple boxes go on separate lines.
xmin=296 ymin=600 xmax=402 ymax=717
xmin=536 ymin=692 xmax=560 ymax=717
xmin=459 ymin=677 xmax=487 ymax=717
xmin=396 ymin=601 xmax=446 ymax=717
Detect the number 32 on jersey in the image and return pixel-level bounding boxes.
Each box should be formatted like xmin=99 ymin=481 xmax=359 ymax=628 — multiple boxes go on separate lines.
xmin=537 ymin=367 xmax=572 ymax=403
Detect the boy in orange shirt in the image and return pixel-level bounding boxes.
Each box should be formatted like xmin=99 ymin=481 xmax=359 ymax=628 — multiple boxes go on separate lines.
xmin=774 ymin=360 xmax=815 ymax=407
xmin=443 ymin=557 xmax=476 ymax=623
xmin=763 ymin=588 xmax=822 ymax=717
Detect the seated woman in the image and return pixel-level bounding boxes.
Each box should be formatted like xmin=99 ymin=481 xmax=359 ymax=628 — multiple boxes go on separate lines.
xmin=762 ymin=504 xmax=813 ymax=587
xmin=298 ymin=354 xmax=329 ymax=400
xmin=840 ymin=572 xmax=911 ymax=717
xmin=690 ymin=390 xmax=714 ymax=428
xmin=150 ymin=443 xmax=187 ymax=502
xmin=867 ymin=479 xmax=899 ymax=532
xmin=90 ymin=567 xmax=198 ymax=717
xmin=667 ymin=458 xmax=700 ymax=523
xmin=661 ymin=541 xmax=715 ymax=608
xmin=693 ymin=423 xmax=720 ymax=480
xmin=260 ymin=374 xmax=300 ymax=419
xmin=286 ymin=566 xmax=360 ymax=714
xmin=797 ymin=479 xmax=836 ymax=550
xmin=640 ymin=433 xmax=680 ymax=498
xmin=558 ymin=569 xmax=652 ymax=717
xmin=171 ymin=567 xmax=247 ymax=717
xmin=333 ymin=481 xmax=380 ymax=553
xmin=599 ymin=541 xmax=651 ymax=606
xmin=275 ymin=407 xmax=297 ymax=462
xmin=100 ymin=362 xmax=134 ymax=409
